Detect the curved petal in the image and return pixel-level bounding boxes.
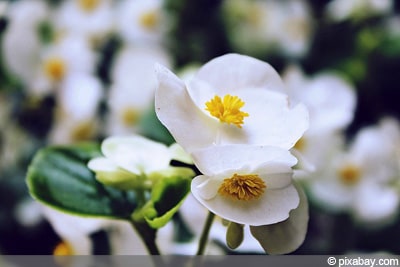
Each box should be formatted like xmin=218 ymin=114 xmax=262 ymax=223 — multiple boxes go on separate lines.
xmin=353 ymin=182 xmax=399 ymax=224
xmin=155 ymin=63 xmax=218 ymax=153
xmin=168 ymin=143 xmax=193 ymax=164
xmin=258 ymin=171 xmax=293 ymax=190
xmin=87 ymin=157 xmax=119 ymax=172
xmin=191 ymin=145 xmax=297 ymax=176
xmin=101 ymin=135 xmax=170 ymax=174
xmin=191 ymin=177 xmax=299 ymax=226
xmin=192 ymin=54 xmax=286 ymax=94
xmin=186 ymin=89 xmax=308 ymax=149
xmin=250 ymin=182 xmax=309 ymax=255
xmin=226 ymin=90 xmax=309 ymax=149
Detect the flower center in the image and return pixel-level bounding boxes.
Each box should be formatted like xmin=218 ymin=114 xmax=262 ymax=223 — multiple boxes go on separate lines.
xmin=139 ymin=10 xmax=159 ymax=30
xmin=218 ymin=173 xmax=266 ymax=201
xmin=44 ymin=57 xmax=67 ymax=82
xmin=205 ymin=94 xmax=249 ymax=128
xmin=53 ymin=241 xmax=74 ymax=255
xmin=338 ymin=164 xmax=361 ymax=186
xmin=78 ymin=0 xmax=100 ymax=13
xmin=122 ymin=108 xmax=140 ymax=126
xmin=71 ymin=121 xmax=96 ymax=141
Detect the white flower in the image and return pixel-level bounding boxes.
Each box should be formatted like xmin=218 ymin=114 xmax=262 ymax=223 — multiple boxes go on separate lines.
xmin=41 ymin=205 xmax=157 ymax=255
xmin=308 ymin=118 xmax=400 ymax=226
xmin=33 ymin=34 xmax=98 ymax=95
xmin=155 ymin=53 xmax=309 ymax=153
xmin=221 ymin=0 xmax=313 ymax=58
xmin=53 ymin=0 xmax=114 ymax=45
xmin=42 ymin=205 xmax=110 ymax=255
xmin=2 ymin=0 xmax=50 ymax=91
xmin=282 ymin=65 xmax=356 ymax=175
xmin=190 ymin=145 xmax=299 ymax=226
xmin=115 ymin=0 xmax=168 ymax=45
xmin=283 ymin=65 xmax=356 ymax=135
xmin=48 ymin=73 xmax=103 ymax=144
xmin=106 ymin=45 xmax=171 ymax=135
xmin=87 ymin=135 xmax=193 ymax=190
xmin=325 ymin=0 xmax=394 ymax=22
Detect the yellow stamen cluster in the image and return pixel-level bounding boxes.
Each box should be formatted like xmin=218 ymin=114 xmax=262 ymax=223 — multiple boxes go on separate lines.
xmin=338 ymin=164 xmax=361 ymax=186
xmin=139 ymin=10 xmax=159 ymax=30
xmin=71 ymin=121 xmax=95 ymax=141
xmin=44 ymin=57 xmax=66 ymax=82
xmin=78 ymin=0 xmax=100 ymax=13
xmin=122 ymin=108 xmax=140 ymax=126
xmin=218 ymin=173 xmax=266 ymax=201
xmin=205 ymin=94 xmax=249 ymax=128
xmin=53 ymin=241 xmax=74 ymax=256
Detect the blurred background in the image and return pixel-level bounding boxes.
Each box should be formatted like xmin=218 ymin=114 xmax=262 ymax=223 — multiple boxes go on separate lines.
xmin=0 ymin=0 xmax=399 ymax=255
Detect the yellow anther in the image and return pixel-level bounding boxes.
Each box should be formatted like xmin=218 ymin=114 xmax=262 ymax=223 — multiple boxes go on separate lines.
xmin=205 ymin=94 xmax=249 ymax=128
xmin=218 ymin=173 xmax=266 ymax=201
xmin=122 ymin=108 xmax=140 ymax=126
xmin=338 ymin=164 xmax=361 ymax=186
xmin=53 ymin=241 xmax=74 ymax=256
xmin=71 ymin=121 xmax=95 ymax=141
xmin=78 ymin=0 xmax=100 ymax=13
xmin=139 ymin=10 xmax=159 ymax=30
xmin=44 ymin=57 xmax=66 ymax=82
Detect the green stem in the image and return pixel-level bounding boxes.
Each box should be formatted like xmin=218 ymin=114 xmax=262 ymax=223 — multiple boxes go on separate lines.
xmin=196 ymin=211 xmax=216 ymax=255
xmin=131 ymin=221 xmax=161 ymax=255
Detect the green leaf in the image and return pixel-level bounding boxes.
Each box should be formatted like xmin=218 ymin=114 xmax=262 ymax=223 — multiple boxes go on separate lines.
xmin=26 ymin=143 xmax=137 ymax=219
xmin=143 ymin=175 xmax=191 ymax=229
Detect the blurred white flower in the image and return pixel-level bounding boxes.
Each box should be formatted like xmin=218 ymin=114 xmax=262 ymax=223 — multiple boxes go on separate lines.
xmin=283 ymin=65 xmax=356 ymax=135
xmin=190 ymin=145 xmax=299 ymax=226
xmin=33 ymin=34 xmax=98 ymax=96
xmin=155 ymin=53 xmax=309 ymax=153
xmin=115 ymin=0 xmax=168 ymax=45
xmin=222 ymin=0 xmax=313 ymax=58
xmin=2 ymin=0 xmax=50 ymax=89
xmin=325 ymin=0 xmax=394 ymax=22
xmin=282 ymin=65 xmax=356 ymax=175
xmin=308 ymin=118 xmax=400 ymax=226
xmin=42 ymin=205 xmax=109 ymax=255
xmin=87 ymin=135 xmax=193 ymax=190
xmin=53 ymin=0 xmax=114 ymax=46
xmin=48 ymin=73 xmax=103 ymax=144
xmin=41 ymin=205 xmax=151 ymax=255
xmin=106 ymin=45 xmax=171 ymax=135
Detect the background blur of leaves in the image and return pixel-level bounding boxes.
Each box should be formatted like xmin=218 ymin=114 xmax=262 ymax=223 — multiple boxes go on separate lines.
xmin=0 ymin=0 xmax=399 ymax=254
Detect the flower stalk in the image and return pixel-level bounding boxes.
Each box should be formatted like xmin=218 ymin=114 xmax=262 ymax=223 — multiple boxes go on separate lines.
xmin=196 ymin=211 xmax=216 ymax=255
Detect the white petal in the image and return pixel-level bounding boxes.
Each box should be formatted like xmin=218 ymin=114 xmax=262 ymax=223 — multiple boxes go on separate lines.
xmin=155 ymin=64 xmax=218 ymax=153
xmin=192 ymin=175 xmax=220 ymax=200
xmin=191 ymin=177 xmax=299 ymax=226
xmin=101 ymin=135 xmax=170 ymax=174
xmin=259 ymin=171 xmax=293 ymax=190
xmin=192 ymin=54 xmax=286 ymax=94
xmin=235 ymin=90 xmax=309 ymax=149
xmin=87 ymin=157 xmax=119 ymax=172
xmin=250 ymin=182 xmax=308 ymax=254
xmin=353 ymin=183 xmax=400 ymax=224
xmin=168 ymin=143 xmax=193 ymax=164
xmin=191 ymin=145 xmax=297 ymax=176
